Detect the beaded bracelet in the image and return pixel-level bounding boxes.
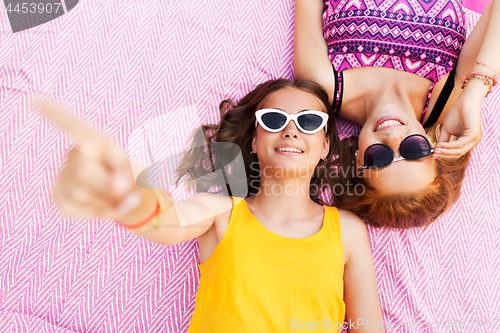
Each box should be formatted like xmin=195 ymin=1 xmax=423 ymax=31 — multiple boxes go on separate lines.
xmin=123 ymin=189 xmax=168 ymax=232
xmin=461 ymin=61 xmax=498 ymax=97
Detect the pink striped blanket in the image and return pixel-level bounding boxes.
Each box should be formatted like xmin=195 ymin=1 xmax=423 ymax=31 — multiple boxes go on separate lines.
xmin=0 ymin=0 xmax=498 ymax=332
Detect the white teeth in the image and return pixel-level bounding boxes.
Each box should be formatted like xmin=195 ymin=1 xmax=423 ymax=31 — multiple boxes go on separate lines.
xmin=276 ymin=147 xmax=303 ymax=153
xmin=376 ymin=119 xmax=403 ymax=131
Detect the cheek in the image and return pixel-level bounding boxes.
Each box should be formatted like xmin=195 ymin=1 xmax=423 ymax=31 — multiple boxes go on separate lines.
xmin=357 ymin=130 xmax=371 ymax=155
xmin=254 ymin=128 xmax=265 ymax=144
xmin=411 ymin=123 xmax=427 ymax=136
xmin=307 ymin=135 xmax=328 ymax=154
xmin=254 ymin=129 xmax=276 ymax=150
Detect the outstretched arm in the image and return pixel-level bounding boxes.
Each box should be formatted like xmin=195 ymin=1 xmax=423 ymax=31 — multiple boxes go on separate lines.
xmin=434 ymin=0 xmax=500 ymax=159
xmin=33 ymin=97 xmax=232 ymax=246
xmin=293 ymin=0 xmax=335 ymax=104
xmin=339 ymin=210 xmax=386 ymax=332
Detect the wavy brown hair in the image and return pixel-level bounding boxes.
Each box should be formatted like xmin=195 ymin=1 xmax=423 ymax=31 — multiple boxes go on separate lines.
xmin=331 ymin=124 xmax=471 ymax=229
xmin=175 ymin=79 xmax=340 ymax=205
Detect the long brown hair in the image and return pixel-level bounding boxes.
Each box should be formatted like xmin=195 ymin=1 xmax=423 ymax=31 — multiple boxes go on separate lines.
xmin=331 ymin=125 xmax=471 ymax=229
xmin=175 ymin=79 xmax=340 ymax=205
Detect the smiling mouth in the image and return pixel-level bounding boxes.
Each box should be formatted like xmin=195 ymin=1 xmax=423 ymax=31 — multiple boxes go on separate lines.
xmin=275 ymin=147 xmax=304 ymax=154
xmin=375 ymin=119 xmax=404 ymax=131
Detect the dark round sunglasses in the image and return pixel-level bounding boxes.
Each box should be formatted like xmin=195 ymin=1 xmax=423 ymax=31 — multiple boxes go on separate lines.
xmin=362 ymin=134 xmax=435 ymax=169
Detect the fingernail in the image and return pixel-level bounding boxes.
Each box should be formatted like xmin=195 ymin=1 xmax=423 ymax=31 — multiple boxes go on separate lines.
xmin=113 ymin=174 xmax=132 ymax=194
xmin=116 ymin=192 xmax=142 ymax=215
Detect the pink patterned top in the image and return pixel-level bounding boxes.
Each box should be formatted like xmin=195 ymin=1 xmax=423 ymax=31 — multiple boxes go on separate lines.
xmin=323 ymin=0 xmax=466 ymax=123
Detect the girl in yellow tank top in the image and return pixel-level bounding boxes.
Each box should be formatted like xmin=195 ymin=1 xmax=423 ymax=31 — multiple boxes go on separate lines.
xmin=39 ymin=78 xmax=386 ymax=332
xmin=176 ymin=79 xmax=385 ymax=332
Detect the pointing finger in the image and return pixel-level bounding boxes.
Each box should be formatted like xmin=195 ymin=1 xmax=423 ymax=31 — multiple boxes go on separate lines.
xmin=104 ymin=142 xmax=132 ymax=171
xmin=32 ymin=95 xmax=97 ymax=143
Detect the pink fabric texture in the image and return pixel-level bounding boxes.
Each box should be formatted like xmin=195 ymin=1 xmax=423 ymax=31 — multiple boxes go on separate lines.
xmin=0 ymin=1 xmax=498 ymax=332
xmin=323 ymin=0 xmax=466 ymax=83
xmin=464 ymin=0 xmax=491 ymax=13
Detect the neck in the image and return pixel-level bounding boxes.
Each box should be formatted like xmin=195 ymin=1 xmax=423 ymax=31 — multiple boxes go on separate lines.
xmin=340 ymin=68 xmax=430 ymax=125
xmin=364 ymin=87 xmax=419 ymax=122
xmin=250 ymin=173 xmax=318 ymax=223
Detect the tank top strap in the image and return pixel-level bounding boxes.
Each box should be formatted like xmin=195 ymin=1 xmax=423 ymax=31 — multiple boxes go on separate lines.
xmin=332 ymin=64 xmax=344 ymax=116
xmin=325 ymin=206 xmax=340 ymax=226
xmin=231 ymin=196 xmax=245 ymax=207
xmin=420 ymin=82 xmax=436 ymax=124
xmin=224 ymin=196 xmax=250 ymax=231
xmin=322 ymin=206 xmax=343 ymax=243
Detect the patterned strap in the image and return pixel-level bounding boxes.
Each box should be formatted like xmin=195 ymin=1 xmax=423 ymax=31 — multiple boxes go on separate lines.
xmin=420 ymin=82 xmax=436 ymax=124
xmin=331 ymin=64 xmax=343 ymax=116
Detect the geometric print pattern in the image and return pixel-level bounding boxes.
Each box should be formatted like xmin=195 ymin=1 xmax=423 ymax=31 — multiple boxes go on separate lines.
xmin=0 ymin=1 xmax=498 ymax=332
xmin=324 ymin=0 xmax=466 ymax=82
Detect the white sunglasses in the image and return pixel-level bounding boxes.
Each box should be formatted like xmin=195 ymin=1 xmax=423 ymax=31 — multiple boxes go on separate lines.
xmin=255 ymin=109 xmax=328 ymax=134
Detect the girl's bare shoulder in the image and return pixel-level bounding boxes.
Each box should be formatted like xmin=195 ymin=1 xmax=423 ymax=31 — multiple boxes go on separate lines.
xmin=174 ymin=192 xmax=234 ymax=230
xmin=336 ymin=209 xmax=370 ymax=264
xmin=185 ymin=192 xmax=233 ymax=220
xmin=337 ymin=209 xmax=366 ymax=234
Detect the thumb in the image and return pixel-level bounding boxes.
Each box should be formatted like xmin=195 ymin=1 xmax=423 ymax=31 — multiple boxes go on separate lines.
xmin=437 ymin=126 xmax=452 ymax=146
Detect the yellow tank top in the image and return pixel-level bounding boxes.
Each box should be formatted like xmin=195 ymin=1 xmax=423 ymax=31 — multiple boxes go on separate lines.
xmin=187 ymin=197 xmax=345 ymax=332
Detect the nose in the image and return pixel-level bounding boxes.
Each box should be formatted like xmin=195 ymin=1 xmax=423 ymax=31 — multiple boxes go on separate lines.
xmin=281 ymin=120 xmax=300 ymax=139
xmin=380 ymin=133 xmax=404 ymax=158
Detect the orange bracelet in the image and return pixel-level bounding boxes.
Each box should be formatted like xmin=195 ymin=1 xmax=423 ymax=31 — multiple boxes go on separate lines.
xmin=461 ymin=72 xmax=498 ymax=97
xmin=125 ymin=200 xmax=160 ymax=230
xmin=122 ymin=189 xmax=167 ymax=231
xmin=461 ymin=61 xmax=499 ymax=97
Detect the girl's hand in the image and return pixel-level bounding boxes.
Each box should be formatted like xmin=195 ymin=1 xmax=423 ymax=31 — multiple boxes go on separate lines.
xmin=435 ymin=84 xmax=485 ymax=160
xmin=33 ymin=97 xmax=144 ymax=221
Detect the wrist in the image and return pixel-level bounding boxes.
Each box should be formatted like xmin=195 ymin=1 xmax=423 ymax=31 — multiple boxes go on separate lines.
xmin=114 ymin=187 xmax=157 ymax=227
xmin=461 ymin=78 xmax=490 ymax=101
xmin=462 ymin=61 xmax=498 ymax=98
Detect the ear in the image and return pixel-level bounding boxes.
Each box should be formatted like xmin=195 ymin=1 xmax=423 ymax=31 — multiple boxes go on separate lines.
xmin=321 ymin=135 xmax=330 ymax=159
xmin=355 ymin=149 xmax=361 ymax=170
xmin=252 ymin=131 xmax=257 ymax=153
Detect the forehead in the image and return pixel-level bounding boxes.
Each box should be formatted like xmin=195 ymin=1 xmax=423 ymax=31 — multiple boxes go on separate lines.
xmin=261 ymin=87 xmax=326 ymax=114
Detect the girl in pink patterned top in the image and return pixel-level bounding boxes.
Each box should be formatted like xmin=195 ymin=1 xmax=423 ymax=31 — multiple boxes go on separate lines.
xmin=294 ymin=0 xmax=499 ymax=228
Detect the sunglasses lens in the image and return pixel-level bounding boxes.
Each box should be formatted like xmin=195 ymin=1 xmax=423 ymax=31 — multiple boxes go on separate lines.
xmin=365 ymin=145 xmax=393 ymax=168
xmin=261 ymin=112 xmax=288 ymax=130
xmin=297 ymin=114 xmax=324 ymax=132
xmin=401 ymin=136 xmax=430 ymax=159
